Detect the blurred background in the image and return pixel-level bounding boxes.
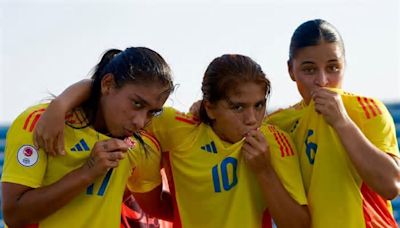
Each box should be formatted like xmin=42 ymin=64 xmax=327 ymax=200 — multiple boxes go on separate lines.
xmin=0 ymin=0 xmax=399 ymax=226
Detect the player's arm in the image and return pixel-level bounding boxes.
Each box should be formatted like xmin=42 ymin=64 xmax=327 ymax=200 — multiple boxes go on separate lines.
xmin=2 ymin=139 xmax=128 ymax=227
xmin=132 ymin=185 xmax=173 ymax=221
xmin=34 ymin=79 xmax=92 ymax=156
xmin=127 ymin=133 xmax=173 ymax=221
xmin=242 ymin=129 xmax=310 ymax=228
xmin=313 ymin=88 xmax=400 ymax=200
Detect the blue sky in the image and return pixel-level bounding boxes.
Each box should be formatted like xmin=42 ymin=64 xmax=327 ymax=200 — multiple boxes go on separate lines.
xmin=1 ymin=0 xmax=399 ymax=123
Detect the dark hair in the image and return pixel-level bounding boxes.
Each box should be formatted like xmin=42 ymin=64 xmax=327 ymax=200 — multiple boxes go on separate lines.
xmin=288 ymin=19 xmax=345 ymax=62
xmin=199 ymin=54 xmax=271 ymax=124
xmin=82 ymin=47 xmax=174 ymax=124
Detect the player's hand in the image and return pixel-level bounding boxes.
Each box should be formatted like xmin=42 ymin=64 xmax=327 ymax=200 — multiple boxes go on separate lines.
xmin=242 ymin=129 xmax=272 ymax=174
xmin=84 ymin=138 xmax=129 ymax=178
xmin=33 ymin=99 xmax=67 ymax=156
xmin=312 ymin=88 xmax=351 ymax=128
xmin=189 ymin=100 xmax=202 ymax=118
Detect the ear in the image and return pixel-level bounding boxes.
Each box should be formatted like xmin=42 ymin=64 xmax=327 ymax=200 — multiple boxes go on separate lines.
xmin=101 ymin=73 xmax=116 ymax=95
xmin=287 ymin=60 xmax=296 ymax=82
xmin=204 ymin=100 xmax=216 ymax=121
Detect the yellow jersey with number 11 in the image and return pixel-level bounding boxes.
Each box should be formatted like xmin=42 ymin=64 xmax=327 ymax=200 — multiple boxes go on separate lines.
xmin=2 ymin=103 xmax=162 ymax=228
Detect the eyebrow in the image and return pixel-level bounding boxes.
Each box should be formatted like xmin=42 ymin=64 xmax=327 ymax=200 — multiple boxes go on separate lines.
xmin=301 ymin=59 xmax=339 ymax=65
xmin=132 ymin=94 xmax=150 ymax=106
xmin=132 ymin=94 xmax=164 ymax=114
xmin=300 ymin=61 xmax=314 ymax=65
xmin=327 ymin=59 xmax=340 ymax=63
xmin=225 ymin=98 xmax=267 ymax=106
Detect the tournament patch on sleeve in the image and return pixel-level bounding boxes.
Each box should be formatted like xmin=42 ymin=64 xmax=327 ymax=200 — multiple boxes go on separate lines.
xmin=17 ymin=145 xmax=39 ymax=167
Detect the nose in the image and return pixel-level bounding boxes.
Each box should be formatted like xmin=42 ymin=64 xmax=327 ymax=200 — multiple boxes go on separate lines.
xmin=243 ymin=108 xmax=258 ymax=126
xmin=131 ymin=111 xmax=149 ymax=130
xmin=314 ymin=71 xmax=328 ymax=87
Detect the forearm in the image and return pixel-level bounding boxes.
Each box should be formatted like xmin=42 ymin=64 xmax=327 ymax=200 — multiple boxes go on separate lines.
xmin=3 ymin=165 xmax=95 ymax=227
xmin=256 ymin=168 xmax=310 ymax=228
xmin=334 ymin=119 xmax=400 ymax=199
xmin=154 ymin=191 xmax=174 ymax=221
xmin=53 ymin=79 xmax=92 ymax=112
xmin=132 ymin=186 xmax=174 ymax=221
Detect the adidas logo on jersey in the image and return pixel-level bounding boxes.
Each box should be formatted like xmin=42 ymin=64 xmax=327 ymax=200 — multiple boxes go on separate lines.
xmin=200 ymin=141 xmax=217 ymax=153
xmin=71 ymin=139 xmax=90 ymax=152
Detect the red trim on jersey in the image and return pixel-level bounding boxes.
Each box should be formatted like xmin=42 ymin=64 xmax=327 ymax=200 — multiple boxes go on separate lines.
xmin=279 ymin=132 xmax=294 ymax=156
xmin=175 ymin=111 xmax=199 ymax=121
xmin=364 ymin=97 xmax=377 ymax=118
xmin=268 ymin=126 xmax=285 ymax=157
xmin=276 ymin=132 xmax=290 ymax=157
xmin=140 ymin=130 xmax=161 ymax=152
xmin=29 ymin=113 xmax=42 ymax=132
xmin=163 ymin=152 xmax=182 ymax=228
xmin=369 ymin=98 xmax=382 ymax=115
xmin=23 ymin=224 xmax=39 ymax=228
xmin=23 ymin=109 xmax=45 ymax=132
xmin=175 ymin=116 xmax=198 ymax=125
xmin=357 ymin=97 xmax=371 ymax=119
xmin=361 ymin=183 xmax=397 ymax=228
xmin=262 ymin=209 xmax=273 ymax=228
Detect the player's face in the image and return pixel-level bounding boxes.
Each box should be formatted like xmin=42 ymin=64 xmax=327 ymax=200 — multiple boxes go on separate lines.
xmin=206 ymin=81 xmax=266 ymax=144
xmin=98 ymin=74 xmax=169 ymax=138
xmin=289 ymin=42 xmax=345 ymax=104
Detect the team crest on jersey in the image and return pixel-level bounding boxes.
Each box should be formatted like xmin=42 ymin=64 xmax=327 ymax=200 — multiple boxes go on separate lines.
xmin=65 ymin=108 xmax=90 ymax=129
xmin=17 ymin=145 xmax=39 ymax=167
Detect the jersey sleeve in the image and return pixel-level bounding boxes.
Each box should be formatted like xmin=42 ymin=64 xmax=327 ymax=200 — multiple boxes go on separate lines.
xmin=126 ymin=131 xmax=162 ymax=193
xmin=1 ymin=104 xmax=48 ymax=188
xmin=263 ymin=124 xmax=308 ymax=205
xmin=344 ymin=95 xmax=399 ymax=157
xmin=145 ymin=107 xmax=177 ymax=151
xmin=266 ymin=102 xmax=305 ymax=133
xmin=145 ymin=107 xmax=199 ymax=152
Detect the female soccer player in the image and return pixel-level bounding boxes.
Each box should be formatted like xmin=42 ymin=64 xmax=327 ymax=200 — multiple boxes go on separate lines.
xmin=1 ymin=47 xmax=174 ymax=227
xmin=265 ymin=19 xmax=400 ymax=227
xmin=32 ymin=54 xmax=310 ymax=227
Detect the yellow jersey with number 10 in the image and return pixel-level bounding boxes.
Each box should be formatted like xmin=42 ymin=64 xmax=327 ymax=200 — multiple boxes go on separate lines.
xmin=147 ymin=107 xmax=307 ymax=228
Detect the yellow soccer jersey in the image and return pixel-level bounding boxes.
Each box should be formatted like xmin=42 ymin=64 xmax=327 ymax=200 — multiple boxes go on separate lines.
xmin=147 ymin=107 xmax=307 ymax=228
xmin=1 ymin=104 xmax=162 ymax=228
xmin=266 ymin=89 xmax=398 ymax=228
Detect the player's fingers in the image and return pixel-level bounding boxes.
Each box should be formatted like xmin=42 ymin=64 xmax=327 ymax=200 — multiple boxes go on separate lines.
xmin=241 ymin=142 xmax=258 ymax=158
xmin=244 ymin=135 xmax=258 ymax=148
xmin=108 ymin=151 xmax=126 ymax=161
xmin=45 ymin=135 xmax=56 ymax=156
xmin=109 ymin=160 xmax=120 ymax=168
xmin=103 ymin=139 xmax=129 ymax=152
xmin=56 ymin=132 xmax=66 ymax=156
xmin=245 ymin=132 xmax=266 ymax=151
xmin=33 ymin=132 xmax=40 ymax=150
